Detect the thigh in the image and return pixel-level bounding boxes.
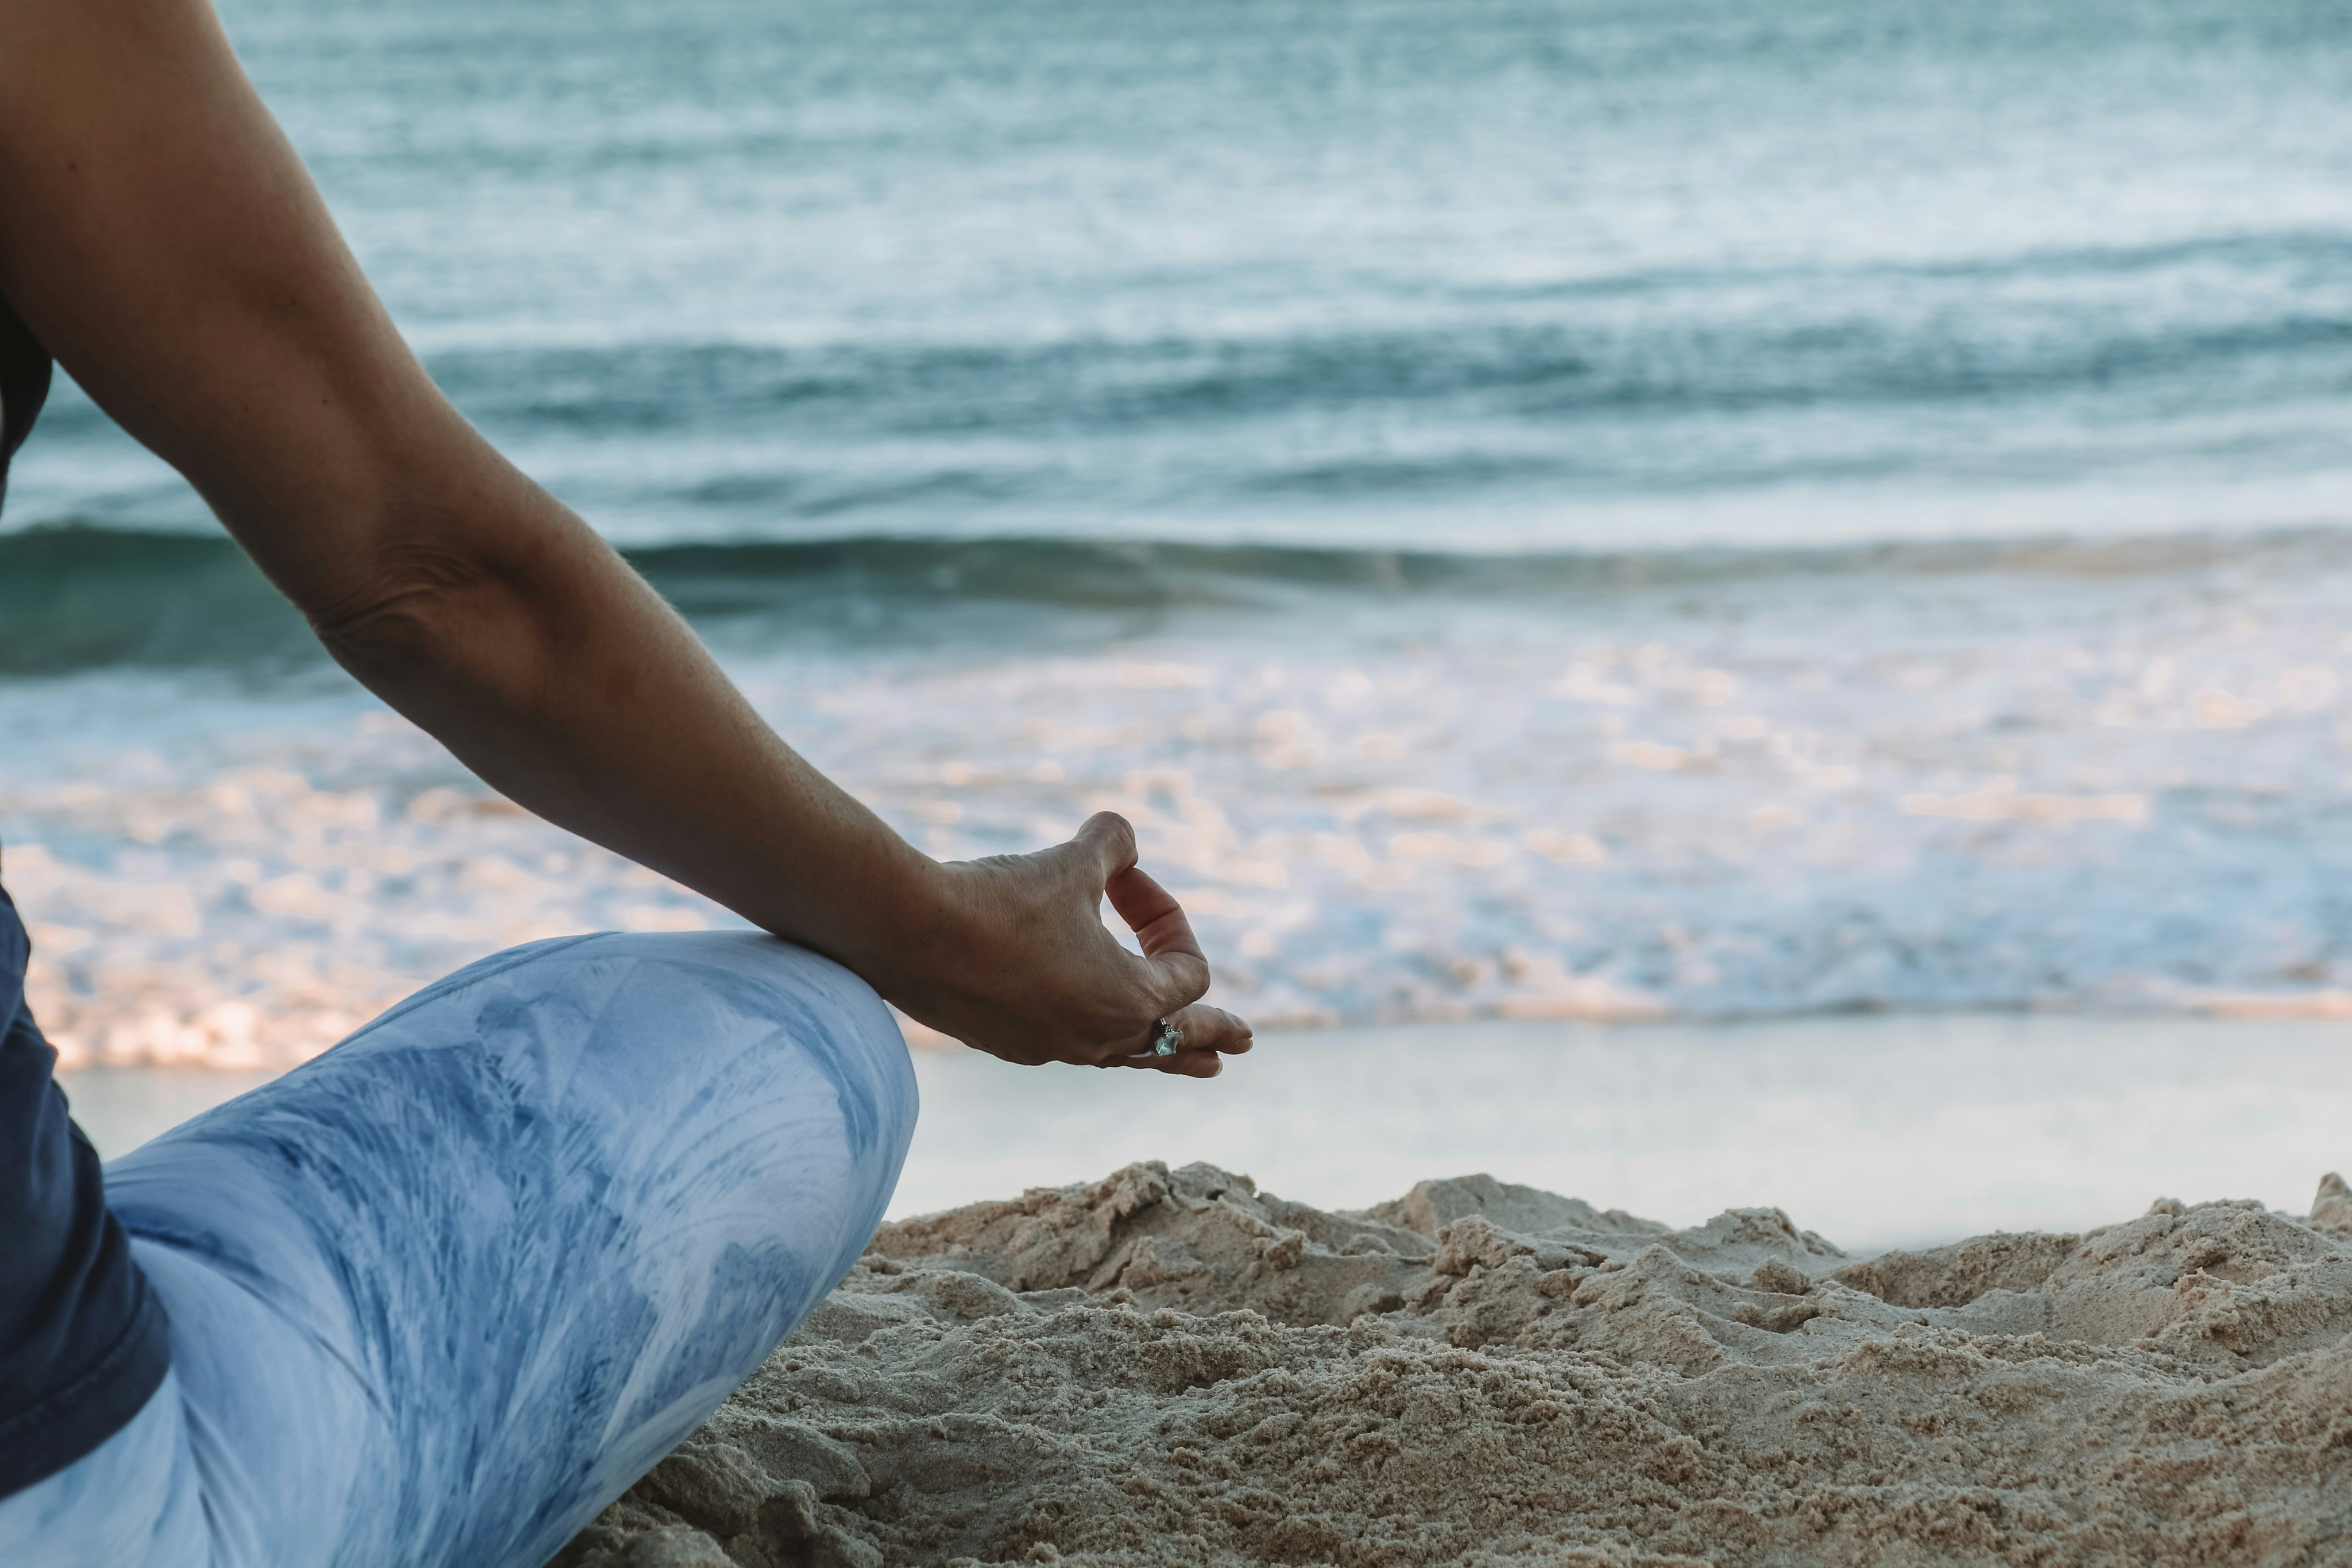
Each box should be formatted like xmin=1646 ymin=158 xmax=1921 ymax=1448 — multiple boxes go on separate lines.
xmin=104 ymin=931 xmax=917 ymax=1568
xmin=0 ymin=1369 xmax=210 ymax=1568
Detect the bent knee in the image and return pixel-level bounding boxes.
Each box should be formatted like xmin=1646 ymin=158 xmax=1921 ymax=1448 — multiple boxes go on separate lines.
xmin=563 ymin=932 xmax=919 ymax=1240
xmin=575 ymin=930 xmax=916 ymax=1126
xmin=576 ymin=930 xmax=899 ymax=1046
xmin=350 ymin=930 xmax=911 ymax=1116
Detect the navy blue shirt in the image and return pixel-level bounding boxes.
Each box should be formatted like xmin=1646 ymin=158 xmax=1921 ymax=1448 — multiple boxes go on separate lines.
xmin=0 ymin=301 xmax=174 ymax=1496
xmin=0 ymin=890 xmax=172 ymax=1495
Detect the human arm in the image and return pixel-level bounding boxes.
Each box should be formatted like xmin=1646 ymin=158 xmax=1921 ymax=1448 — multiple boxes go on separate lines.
xmin=0 ymin=0 xmax=1250 ymax=1073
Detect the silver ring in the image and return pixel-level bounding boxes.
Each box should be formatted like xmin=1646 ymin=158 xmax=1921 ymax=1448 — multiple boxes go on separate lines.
xmin=1150 ymin=1017 xmax=1183 ymax=1057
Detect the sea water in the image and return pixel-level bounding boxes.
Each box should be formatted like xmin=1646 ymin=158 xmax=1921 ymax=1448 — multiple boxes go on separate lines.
xmin=7 ymin=0 xmax=2352 ymax=1068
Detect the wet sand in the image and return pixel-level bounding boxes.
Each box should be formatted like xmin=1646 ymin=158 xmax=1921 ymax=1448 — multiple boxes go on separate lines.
xmin=66 ymin=1012 xmax=2352 ymax=1252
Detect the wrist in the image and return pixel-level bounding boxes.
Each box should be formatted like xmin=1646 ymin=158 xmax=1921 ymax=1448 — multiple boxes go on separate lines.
xmin=827 ymin=839 xmax=962 ymax=1005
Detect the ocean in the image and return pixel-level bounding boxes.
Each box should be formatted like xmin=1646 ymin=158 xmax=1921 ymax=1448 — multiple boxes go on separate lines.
xmin=8 ymin=0 xmax=2352 ymax=1069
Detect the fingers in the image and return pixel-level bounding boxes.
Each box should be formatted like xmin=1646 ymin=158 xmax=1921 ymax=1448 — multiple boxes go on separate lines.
xmin=1074 ymin=812 xmax=1193 ymax=964
xmin=1066 ymin=812 xmax=1236 ymax=1067
xmin=1116 ymin=1003 xmax=1254 ymax=1077
xmin=1073 ymin=811 xmax=1209 ymax=1008
xmin=1141 ymin=1048 xmax=1228 ymax=1080
xmin=1103 ymin=861 xmax=1200 ymax=961
xmin=1173 ymin=1002 xmax=1253 ymax=1055
xmin=1105 ymin=863 xmax=1210 ymax=1005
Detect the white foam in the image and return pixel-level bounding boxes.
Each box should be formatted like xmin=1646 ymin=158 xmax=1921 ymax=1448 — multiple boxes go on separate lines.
xmin=8 ymin=549 xmax=2352 ymax=1066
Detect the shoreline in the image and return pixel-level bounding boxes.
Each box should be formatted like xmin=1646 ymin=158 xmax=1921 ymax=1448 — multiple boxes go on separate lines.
xmin=68 ymin=1009 xmax=2352 ymax=1258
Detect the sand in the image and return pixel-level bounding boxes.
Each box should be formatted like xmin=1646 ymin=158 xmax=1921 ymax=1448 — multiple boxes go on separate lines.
xmin=552 ymin=1162 xmax=2352 ymax=1568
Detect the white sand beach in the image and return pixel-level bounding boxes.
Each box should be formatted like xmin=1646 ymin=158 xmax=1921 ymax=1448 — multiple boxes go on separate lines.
xmin=557 ymin=1158 xmax=2352 ymax=1567
xmin=70 ymin=1013 xmax=2352 ymax=1565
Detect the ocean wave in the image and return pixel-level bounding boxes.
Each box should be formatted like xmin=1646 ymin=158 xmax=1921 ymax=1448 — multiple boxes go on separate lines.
xmin=415 ymin=289 xmax=2352 ymax=441
xmin=14 ymin=520 xmax=2352 ymax=1063
xmin=11 ymin=520 xmax=2352 ymax=676
xmin=10 ymin=0 xmax=2352 ymax=1059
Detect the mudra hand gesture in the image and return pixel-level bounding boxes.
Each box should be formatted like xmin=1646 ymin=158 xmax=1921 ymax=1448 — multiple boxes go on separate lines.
xmin=878 ymin=812 xmax=1252 ymax=1078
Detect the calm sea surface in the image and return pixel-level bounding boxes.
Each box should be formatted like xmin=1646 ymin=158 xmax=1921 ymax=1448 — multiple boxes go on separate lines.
xmin=6 ymin=0 xmax=2352 ymax=1066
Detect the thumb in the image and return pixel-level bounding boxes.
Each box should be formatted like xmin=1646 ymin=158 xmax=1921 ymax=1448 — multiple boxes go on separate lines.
xmin=1071 ymin=811 xmax=1139 ymax=883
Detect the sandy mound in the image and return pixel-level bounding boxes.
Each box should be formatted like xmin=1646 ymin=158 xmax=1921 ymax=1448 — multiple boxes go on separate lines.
xmin=554 ymin=1165 xmax=2352 ymax=1567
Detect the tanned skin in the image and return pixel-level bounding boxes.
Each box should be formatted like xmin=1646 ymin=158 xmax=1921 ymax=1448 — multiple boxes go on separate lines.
xmin=0 ymin=0 xmax=1251 ymax=1075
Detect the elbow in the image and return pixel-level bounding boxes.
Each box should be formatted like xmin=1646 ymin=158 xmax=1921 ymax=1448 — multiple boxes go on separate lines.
xmin=300 ymin=502 xmax=602 ymax=702
xmin=303 ymin=535 xmax=508 ymax=683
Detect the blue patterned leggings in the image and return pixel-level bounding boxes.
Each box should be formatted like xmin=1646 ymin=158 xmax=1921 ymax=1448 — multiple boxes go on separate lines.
xmin=0 ymin=931 xmax=918 ymax=1568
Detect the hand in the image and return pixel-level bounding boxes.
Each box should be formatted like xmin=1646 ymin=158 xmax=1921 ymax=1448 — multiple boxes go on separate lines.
xmin=869 ymin=813 xmax=1253 ymax=1078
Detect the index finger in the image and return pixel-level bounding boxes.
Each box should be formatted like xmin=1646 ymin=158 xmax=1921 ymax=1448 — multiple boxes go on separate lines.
xmin=1104 ymin=863 xmax=1209 ymax=1005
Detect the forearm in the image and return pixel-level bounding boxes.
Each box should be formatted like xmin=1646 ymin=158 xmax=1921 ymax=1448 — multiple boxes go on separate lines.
xmin=310 ymin=454 xmax=945 ymax=987
xmin=0 ymin=0 xmax=1252 ymax=1073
